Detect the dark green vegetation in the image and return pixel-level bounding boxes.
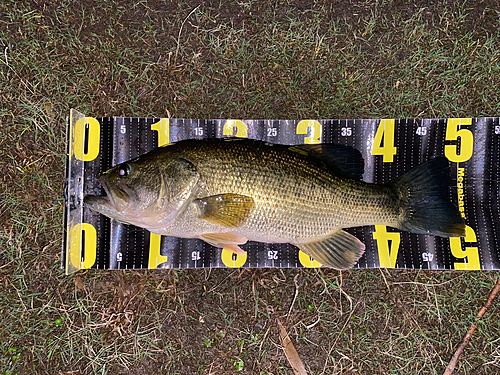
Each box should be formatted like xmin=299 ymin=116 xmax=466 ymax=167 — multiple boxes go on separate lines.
xmin=1 ymin=0 xmax=499 ymax=374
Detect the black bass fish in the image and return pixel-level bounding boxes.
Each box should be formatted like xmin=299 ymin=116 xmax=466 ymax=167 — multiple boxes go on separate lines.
xmin=84 ymin=138 xmax=466 ymax=269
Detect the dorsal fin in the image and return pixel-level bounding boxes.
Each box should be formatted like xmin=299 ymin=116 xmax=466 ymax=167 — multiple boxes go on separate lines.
xmin=290 ymin=144 xmax=365 ymax=180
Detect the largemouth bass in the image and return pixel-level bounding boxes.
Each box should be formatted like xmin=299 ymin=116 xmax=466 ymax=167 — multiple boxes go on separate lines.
xmin=84 ymin=138 xmax=466 ymax=270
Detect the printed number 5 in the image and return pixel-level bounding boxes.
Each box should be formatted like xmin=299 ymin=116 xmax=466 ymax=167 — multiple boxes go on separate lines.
xmin=445 ymin=118 xmax=473 ymax=163
xmin=450 ymin=225 xmax=480 ymax=270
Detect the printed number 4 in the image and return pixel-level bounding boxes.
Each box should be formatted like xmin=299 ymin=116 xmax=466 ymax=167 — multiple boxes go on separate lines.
xmin=371 ymin=119 xmax=397 ymax=162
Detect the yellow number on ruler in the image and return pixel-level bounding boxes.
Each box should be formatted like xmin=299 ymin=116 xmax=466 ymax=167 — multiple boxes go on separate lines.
xmin=371 ymin=119 xmax=397 ymax=162
xmin=445 ymin=118 xmax=473 ymax=163
xmin=373 ymin=225 xmax=401 ymax=268
xmin=74 ymin=117 xmax=100 ymax=161
xmin=148 ymin=233 xmax=168 ymax=269
xmin=221 ymin=248 xmax=247 ymax=268
xmin=151 ymin=118 xmax=170 ymax=146
xmin=223 ymin=120 xmax=248 ymax=138
xmin=148 ymin=120 xmax=170 ymax=264
xmin=69 ymin=223 xmax=97 ymax=269
xmin=296 ymin=120 xmax=322 ymax=144
xmin=298 ymin=250 xmax=322 ymax=268
xmin=450 ymin=225 xmax=480 ymax=270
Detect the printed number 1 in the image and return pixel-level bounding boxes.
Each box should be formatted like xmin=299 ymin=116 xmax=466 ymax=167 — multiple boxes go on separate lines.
xmin=371 ymin=119 xmax=397 ymax=162
xmin=151 ymin=118 xmax=170 ymax=147
xmin=148 ymin=119 xmax=171 ymax=267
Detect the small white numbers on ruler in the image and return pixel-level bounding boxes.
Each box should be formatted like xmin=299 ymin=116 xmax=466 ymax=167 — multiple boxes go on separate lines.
xmin=120 ymin=124 xmax=127 ymax=134
xmin=267 ymin=250 xmax=278 ymax=260
xmin=192 ymin=251 xmax=201 ymax=261
xmin=117 ymin=252 xmax=123 ymax=262
xmin=267 ymin=128 xmax=277 ymax=137
xmin=422 ymin=252 xmax=434 ymax=262
xmin=341 ymin=127 xmax=352 ymax=137
xmin=416 ymin=127 xmax=427 ymax=136
xmin=495 ymin=126 xmax=500 ymax=135
xmin=194 ymin=127 xmax=203 ymax=136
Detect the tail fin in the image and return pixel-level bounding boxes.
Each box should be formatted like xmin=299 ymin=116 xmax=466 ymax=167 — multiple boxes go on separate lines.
xmin=392 ymin=157 xmax=466 ymax=237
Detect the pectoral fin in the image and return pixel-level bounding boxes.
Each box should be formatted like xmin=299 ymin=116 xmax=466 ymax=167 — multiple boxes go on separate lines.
xmin=297 ymin=230 xmax=365 ymax=270
xmin=200 ymin=232 xmax=248 ymax=255
xmin=195 ymin=193 xmax=254 ymax=227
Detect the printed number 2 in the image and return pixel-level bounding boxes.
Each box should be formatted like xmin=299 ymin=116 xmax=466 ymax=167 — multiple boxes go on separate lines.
xmin=445 ymin=118 xmax=473 ymax=163
xmin=371 ymin=119 xmax=397 ymax=162
xmin=297 ymin=120 xmax=322 ymax=144
xmin=450 ymin=225 xmax=480 ymax=270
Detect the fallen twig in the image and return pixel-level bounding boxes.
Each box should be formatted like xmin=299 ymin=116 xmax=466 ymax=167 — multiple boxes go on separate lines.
xmin=277 ymin=319 xmax=308 ymax=375
xmin=443 ymin=275 xmax=500 ymax=375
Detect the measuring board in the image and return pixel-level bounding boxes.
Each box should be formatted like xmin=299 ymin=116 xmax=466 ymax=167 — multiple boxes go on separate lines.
xmin=63 ymin=109 xmax=500 ymax=275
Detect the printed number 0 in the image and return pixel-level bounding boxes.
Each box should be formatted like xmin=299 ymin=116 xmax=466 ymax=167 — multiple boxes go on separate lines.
xmin=74 ymin=117 xmax=100 ymax=161
xmin=69 ymin=223 xmax=97 ymax=269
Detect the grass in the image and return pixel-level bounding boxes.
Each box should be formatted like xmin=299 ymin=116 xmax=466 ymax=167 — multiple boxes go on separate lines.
xmin=1 ymin=0 xmax=500 ymax=374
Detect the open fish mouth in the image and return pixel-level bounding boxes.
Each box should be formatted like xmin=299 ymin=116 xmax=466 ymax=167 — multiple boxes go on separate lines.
xmin=84 ymin=177 xmax=132 ymax=214
xmin=98 ymin=177 xmax=116 ymax=209
xmin=99 ymin=176 xmax=133 ymax=212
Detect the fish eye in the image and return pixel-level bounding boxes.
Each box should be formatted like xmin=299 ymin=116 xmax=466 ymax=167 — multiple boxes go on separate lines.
xmin=118 ymin=163 xmax=132 ymax=177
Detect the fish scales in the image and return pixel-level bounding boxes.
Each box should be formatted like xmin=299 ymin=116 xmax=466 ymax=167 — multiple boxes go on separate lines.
xmin=173 ymin=140 xmax=400 ymax=243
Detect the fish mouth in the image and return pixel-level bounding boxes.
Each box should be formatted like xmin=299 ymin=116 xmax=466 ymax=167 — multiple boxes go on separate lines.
xmin=99 ymin=176 xmax=133 ymax=212
xmin=99 ymin=177 xmax=116 ymax=209
xmin=84 ymin=177 xmax=132 ymax=214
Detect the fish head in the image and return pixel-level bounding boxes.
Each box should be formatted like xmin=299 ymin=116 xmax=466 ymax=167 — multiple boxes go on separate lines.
xmin=85 ymin=151 xmax=201 ymax=229
xmin=85 ymin=156 xmax=171 ymax=227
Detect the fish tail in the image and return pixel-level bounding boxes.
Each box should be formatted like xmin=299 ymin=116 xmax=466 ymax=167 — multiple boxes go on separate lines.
xmin=392 ymin=157 xmax=466 ymax=237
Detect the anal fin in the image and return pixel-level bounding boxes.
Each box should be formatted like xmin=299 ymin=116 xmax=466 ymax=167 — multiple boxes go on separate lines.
xmin=297 ymin=230 xmax=365 ymax=270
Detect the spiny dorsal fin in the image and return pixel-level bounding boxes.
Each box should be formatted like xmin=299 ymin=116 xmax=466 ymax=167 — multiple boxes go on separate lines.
xmin=194 ymin=193 xmax=254 ymax=227
xmin=290 ymin=144 xmax=364 ymax=180
xmin=297 ymin=230 xmax=365 ymax=270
